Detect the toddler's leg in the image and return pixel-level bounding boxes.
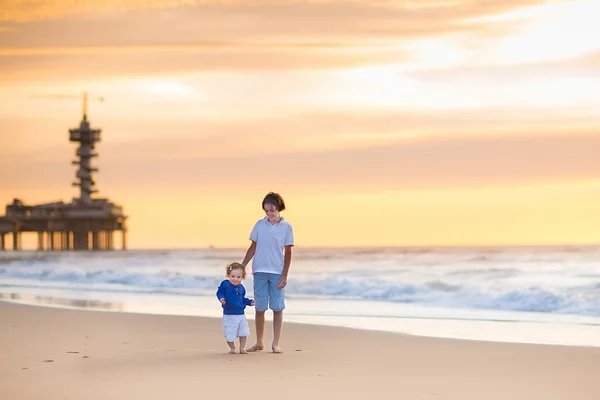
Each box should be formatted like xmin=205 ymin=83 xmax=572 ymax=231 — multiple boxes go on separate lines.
xmin=239 ymin=336 xmax=248 ymax=354
xmin=223 ymin=315 xmax=237 ymax=354
xmin=238 ymin=316 xmax=250 ymax=354
xmin=227 ymin=341 xmax=236 ymax=354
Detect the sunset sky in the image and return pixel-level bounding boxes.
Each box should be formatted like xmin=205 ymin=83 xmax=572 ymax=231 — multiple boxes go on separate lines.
xmin=1 ymin=0 xmax=600 ymax=249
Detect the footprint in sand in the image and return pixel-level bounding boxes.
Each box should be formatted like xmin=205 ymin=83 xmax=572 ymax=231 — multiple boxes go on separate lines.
xmin=42 ymin=359 xmax=54 ymax=363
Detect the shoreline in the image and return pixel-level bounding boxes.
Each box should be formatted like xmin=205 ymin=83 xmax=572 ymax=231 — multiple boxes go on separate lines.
xmin=2 ymin=290 xmax=600 ymax=350
xmin=2 ymin=300 xmax=600 ymax=400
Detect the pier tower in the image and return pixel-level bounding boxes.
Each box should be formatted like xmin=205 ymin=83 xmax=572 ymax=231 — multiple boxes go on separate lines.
xmin=0 ymin=93 xmax=127 ymax=251
xmin=70 ymin=93 xmax=101 ymax=205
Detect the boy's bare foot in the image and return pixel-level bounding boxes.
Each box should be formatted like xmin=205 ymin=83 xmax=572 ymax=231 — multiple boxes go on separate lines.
xmin=228 ymin=349 xmax=237 ymax=354
xmin=272 ymin=345 xmax=283 ymax=354
xmin=239 ymin=349 xmax=248 ymax=354
xmin=245 ymin=344 xmax=264 ymax=352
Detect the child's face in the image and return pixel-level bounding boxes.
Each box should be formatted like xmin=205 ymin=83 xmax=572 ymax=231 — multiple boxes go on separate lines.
xmin=264 ymin=203 xmax=280 ymax=222
xmin=228 ymin=269 xmax=243 ymax=286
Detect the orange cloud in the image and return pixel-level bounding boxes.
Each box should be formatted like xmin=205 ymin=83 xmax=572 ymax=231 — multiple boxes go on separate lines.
xmin=1 ymin=0 xmax=544 ymax=23
xmin=0 ymin=45 xmax=409 ymax=82
xmin=1 ymin=0 xmax=543 ymax=46
xmin=2 ymin=113 xmax=599 ymax=194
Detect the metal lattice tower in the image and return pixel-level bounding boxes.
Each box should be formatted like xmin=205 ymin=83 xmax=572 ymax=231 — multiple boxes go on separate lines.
xmin=69 ymin=93 xmax=102 ymax=205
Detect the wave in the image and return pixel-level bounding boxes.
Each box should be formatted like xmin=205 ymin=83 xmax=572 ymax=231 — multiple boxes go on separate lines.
xmin=1 ymin=266 xmax=599 ymax=317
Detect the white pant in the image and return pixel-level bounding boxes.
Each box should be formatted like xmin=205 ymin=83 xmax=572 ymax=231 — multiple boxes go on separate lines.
xmin=222 ymin=314 xmax=250 ymax=342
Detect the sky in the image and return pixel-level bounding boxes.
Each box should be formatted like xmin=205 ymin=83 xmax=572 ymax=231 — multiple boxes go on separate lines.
xmin=1 ymin=0 xmax=600 ymax=249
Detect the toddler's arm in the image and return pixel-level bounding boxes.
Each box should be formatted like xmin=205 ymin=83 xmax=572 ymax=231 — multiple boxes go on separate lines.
xmin=216 ymin=282 xmax=226 ymax=304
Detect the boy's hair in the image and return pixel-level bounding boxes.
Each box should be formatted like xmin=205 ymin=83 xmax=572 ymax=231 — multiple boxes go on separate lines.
xmin=225 ymin=262 xmax=246 ymax=279
xmin=262 ymin=192 xmax=286 ymax=211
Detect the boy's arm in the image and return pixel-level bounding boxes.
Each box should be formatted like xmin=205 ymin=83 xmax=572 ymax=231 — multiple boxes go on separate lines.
xmin=278 ymin=245 xmax=293 ymax=289
xmin=241 ymin=241 xmax=256 ymax=267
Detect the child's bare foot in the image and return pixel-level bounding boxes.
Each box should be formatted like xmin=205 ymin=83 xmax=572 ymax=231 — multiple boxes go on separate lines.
xmin=272 ymin=345 xmax=283 ymax=354
xmin=245 ymin=344 xmax=264 ymax=352
xmin=228 ymin=349 xmax=237 ymax=354
xmin=239 ymin=349 xmax=248 ymax=354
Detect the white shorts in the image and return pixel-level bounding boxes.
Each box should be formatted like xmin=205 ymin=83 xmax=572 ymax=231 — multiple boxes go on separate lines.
xmin=222 ymin=314 xmax=250 ymax=342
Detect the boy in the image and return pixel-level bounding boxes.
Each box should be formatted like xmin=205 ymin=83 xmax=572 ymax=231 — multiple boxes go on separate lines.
xmin=241 ymin=192 xmax=294 ymax=354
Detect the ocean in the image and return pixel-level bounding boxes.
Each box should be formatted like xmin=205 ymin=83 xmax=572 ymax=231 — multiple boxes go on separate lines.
xmin=1 ymin=246 xmax=599 ymax=347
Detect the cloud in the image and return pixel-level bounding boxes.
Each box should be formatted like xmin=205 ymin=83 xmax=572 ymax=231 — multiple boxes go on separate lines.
xmin=0 ymin=44 xmax=409 ymax=81
xmin=1 ymin=0 xmax=543 ymax=46
xmin=0 ymin=0 xmax=556 ymax=79
xmin=2 ymin=109 xmax=599 ymax=193
xmin=1 ymin=0 xmax=544 ymax=24
xmin=4 ymin=106 xmax=599 ymax=156
xmin=87 ymin=130 xmax=600 ymax=191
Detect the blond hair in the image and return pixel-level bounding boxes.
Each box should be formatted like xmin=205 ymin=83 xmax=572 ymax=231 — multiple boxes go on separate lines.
xmin=225 ymin=262 xmax=247 ymax=279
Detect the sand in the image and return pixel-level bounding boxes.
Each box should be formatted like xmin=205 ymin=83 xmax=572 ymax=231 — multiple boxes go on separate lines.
xmin=1 ymin=300 xmax=599 ymax=400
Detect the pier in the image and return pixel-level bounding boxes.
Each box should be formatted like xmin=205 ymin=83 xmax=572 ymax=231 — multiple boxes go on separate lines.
xmin=0 ymin=93 xmax=127 ymax=251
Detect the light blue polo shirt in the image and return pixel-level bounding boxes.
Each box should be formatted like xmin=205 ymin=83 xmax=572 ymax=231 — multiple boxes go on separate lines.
xmin=250 ymin=217 xmax=294 ymax=274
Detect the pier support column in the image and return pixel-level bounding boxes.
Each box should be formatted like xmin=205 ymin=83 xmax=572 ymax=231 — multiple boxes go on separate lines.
xmin=37 ymin=232 xmax=45 ymax=251
xmin=66 ymin=232 xmax=72 ymax=250
xmin=122 ymin=230 xmax=127 ymax=250
xmin=107 ymin=231 xmax=113 ymax=250
xmin=92 ymin=231 xmax=99 ymax=250
xmin=12 ymin=231 xmax=21 ymax=251
xmin=50 ymin=231 xmax=55 ymax=251
xmin=73 ymin=232 xmax=89 ymax=250
xmin=1 ymin=233 xmax=5 ymax=250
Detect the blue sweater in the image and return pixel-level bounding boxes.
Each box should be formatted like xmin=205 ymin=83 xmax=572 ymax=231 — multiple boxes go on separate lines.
xmin=216 ymin=280 xmax=254 ymax=315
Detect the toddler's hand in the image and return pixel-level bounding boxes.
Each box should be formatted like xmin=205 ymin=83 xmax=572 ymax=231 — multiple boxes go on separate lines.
xmin=251 ymin=300 xmax=256 ymax=306
xmin=219 ymin=298 xmax=226 ymax=305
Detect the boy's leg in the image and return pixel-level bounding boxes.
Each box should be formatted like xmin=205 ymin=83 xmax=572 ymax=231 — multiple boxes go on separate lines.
xmin=269 ymin=274 xmax=286 ymax=354
xmin=247 ymin=274 xmax=267 ymax=352
xmin=247 ymin=311 xmax=265 ymax=352
xmin=272 ymin=311 xmax=283 ymax=353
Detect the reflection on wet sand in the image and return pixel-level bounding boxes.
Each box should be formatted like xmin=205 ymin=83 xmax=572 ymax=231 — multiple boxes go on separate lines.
xmin=0 ymin=292 xmax=123 ymax=311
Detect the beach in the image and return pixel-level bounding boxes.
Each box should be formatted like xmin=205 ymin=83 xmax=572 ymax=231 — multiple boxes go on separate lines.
xmin=1 ymin=300 xmax=599 ymax=400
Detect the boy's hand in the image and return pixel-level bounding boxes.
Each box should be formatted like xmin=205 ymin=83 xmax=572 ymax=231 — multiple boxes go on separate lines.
xmin=219 ymin=298 xmax=226 ymax=305
xmin=251 ymin=300 xmax=256 ymax=306
xmin=277 ymin=275 xmax=287 ymax=289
